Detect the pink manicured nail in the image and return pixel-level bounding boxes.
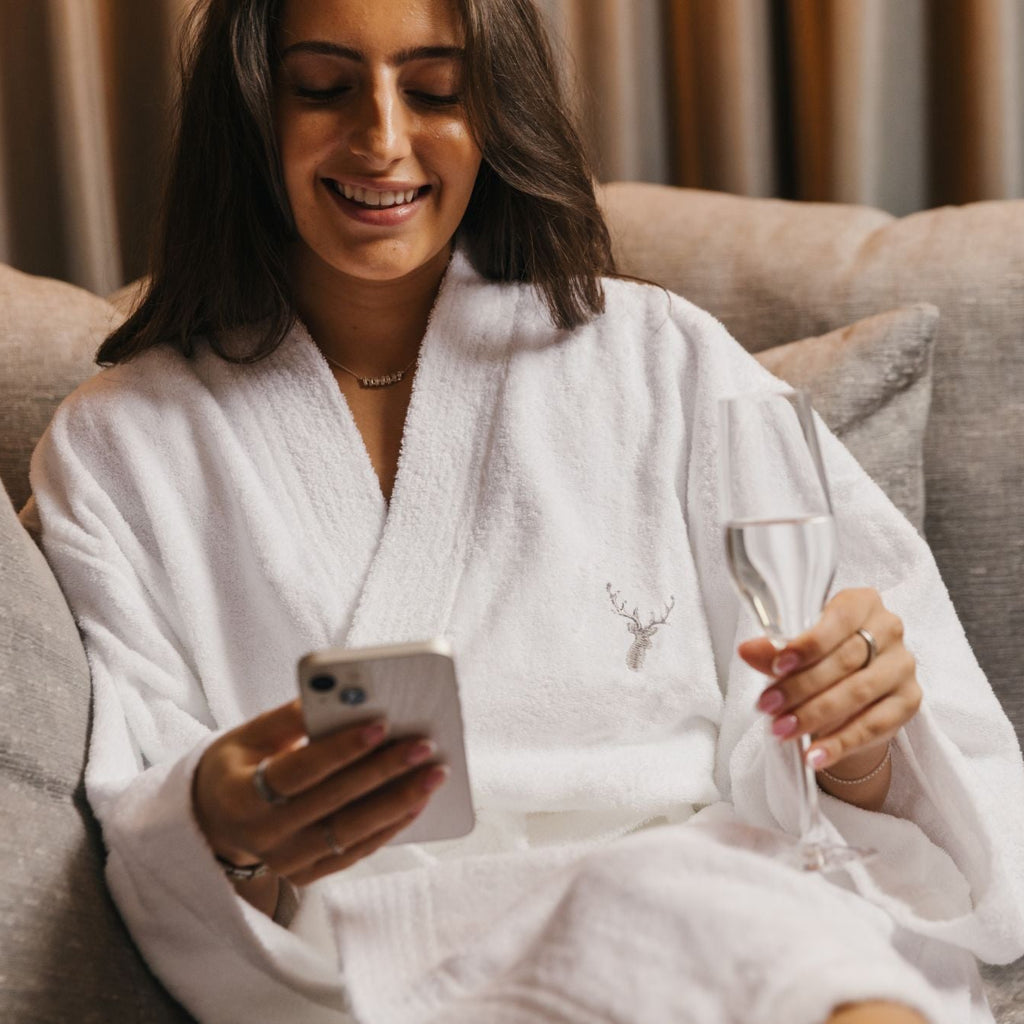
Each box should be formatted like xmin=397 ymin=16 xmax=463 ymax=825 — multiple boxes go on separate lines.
xmin=405 ymin=798 xmax=429 ymax=822
xmin=772 ymin=652 xmax=801 ymax=676
xmin=361 ymin=721 xmax=388 ymax=746
xmin=757 ymin=689 xmax=784 ymax=714
xmin=772 ymin=714 xmax=798 ymax=738
xmin=421 ymin=765 xmax=450 ymax=793
xmin=806 ymin=747 xmax=829 ymax=769
xmin=405 ymin=740 xmax=437 ymax=766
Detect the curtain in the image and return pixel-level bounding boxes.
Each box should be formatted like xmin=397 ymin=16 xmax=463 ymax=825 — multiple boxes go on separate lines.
xmin=0 ymin=0 xmax=188 ymax=293
xmin=2 ymin=0 xmax=1023 ymax=292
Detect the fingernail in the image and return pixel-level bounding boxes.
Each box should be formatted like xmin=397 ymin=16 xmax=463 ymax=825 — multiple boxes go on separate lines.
xmin=405 ymin=740 xmax=437 ymax=766
xmin=772 ymin=714 xmax=798 ymax=738
xmin=421 ymin=765 xmax=450 ymax=794
xmin=806 ymin=747 xmax=829 ymax=770
xmin=757 ymin=688 xmax=784 ymax=714
xmin=771 ymin=652 xmax=801 ymax=677
xmin=405 ymin=798 xmax=429 ymax=821
xmin=361 ymin=720 xmax=388 ymax=746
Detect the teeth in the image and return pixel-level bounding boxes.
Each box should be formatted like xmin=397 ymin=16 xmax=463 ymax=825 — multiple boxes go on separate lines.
xmin=339 ymin=183 xmax=420 ymax=207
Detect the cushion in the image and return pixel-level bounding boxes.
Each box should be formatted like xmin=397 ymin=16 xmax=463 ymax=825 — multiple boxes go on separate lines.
xmin=981 ymin=961 xmax=1024 ymax=1024
xmin=0 ymin=263 xmax=118 ymax=512
xmin=0 ymin=482 xmax=192 ymax=1022
xmin=755 ymin=304 xmax=938 ymax=533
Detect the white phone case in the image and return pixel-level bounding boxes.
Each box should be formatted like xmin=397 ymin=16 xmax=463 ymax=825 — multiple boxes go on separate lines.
xmin=297 ymin=638 xmax=475 ymax=845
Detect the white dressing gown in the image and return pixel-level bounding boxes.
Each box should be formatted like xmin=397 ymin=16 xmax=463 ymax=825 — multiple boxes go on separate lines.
xmin=29 ymin=251 xmax=1024 ymax=1024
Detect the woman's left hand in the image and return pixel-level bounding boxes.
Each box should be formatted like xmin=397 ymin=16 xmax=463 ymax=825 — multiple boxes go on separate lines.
xmin=737 ymin=588 xmax=922 ymax=775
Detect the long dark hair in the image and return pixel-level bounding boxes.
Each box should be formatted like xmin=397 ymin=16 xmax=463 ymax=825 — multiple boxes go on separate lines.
xmin=97 ymin=0 xmax=614 ymax=366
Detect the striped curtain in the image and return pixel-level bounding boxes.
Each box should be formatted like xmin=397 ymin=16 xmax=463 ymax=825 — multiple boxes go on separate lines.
xmin=2 ymin=0 xmax=1023 ymax=292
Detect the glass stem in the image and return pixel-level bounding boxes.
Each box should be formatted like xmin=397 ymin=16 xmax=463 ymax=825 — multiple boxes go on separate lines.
xmin=795 ymin=733 xmax=829 ymax=844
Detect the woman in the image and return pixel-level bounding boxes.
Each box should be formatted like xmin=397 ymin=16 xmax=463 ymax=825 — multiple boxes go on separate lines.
xmin=28 ymin=0 xmax=1024 ymax=1021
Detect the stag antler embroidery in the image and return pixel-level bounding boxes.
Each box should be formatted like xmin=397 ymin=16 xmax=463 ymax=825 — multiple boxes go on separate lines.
xmin=606 ymin=583 xmax=675 ymax=671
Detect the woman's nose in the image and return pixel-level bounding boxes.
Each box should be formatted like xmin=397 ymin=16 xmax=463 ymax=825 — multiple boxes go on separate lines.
xmin=349 ymin=82 xmax=412 ymax=166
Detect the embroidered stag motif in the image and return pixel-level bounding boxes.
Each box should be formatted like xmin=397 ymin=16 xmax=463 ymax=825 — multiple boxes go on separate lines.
xmin=606 ymin=583 xmax=675 ymax=672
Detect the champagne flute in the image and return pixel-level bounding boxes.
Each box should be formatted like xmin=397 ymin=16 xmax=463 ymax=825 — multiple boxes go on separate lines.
xmin=718 ymin=388 xmax=874 ymax=872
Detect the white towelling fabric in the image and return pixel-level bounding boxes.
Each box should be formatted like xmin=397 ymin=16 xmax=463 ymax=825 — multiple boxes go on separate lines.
xmin=29 ymin=250 xmax=1024 ymax=1023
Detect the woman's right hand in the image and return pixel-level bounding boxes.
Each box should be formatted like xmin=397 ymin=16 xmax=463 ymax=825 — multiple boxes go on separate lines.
xmin=192 ymin=699 xmax=447 ymax=892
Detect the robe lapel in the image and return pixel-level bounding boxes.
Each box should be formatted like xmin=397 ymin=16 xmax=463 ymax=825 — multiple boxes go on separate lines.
xmin=242 ymin=319 xmax=389 ymax=649
xmin=344 ymin=251 xmax=524 ymax=647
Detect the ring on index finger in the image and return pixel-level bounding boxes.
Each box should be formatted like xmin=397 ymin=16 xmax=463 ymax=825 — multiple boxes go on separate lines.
xmin=856 ymin=627 xmax=878 ymax=670
xmin=253 ymin=756 xmax=289 ymax=806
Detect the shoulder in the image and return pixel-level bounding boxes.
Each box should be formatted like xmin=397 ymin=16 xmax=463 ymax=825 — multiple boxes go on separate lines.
xmin=47 ymin=344 xmax=208 ymax=444
xmin=584 ymin=276 xmax=763 ymax=388
xmin=599 ymin=275 xmax=734 ymax=345
xmin=35 ymin=335 xmax=271 ymax=492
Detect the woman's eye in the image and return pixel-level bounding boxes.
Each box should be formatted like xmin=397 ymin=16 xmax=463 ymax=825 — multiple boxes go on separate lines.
xmin=294 ymin=85 xmax=351 ymax=103
xmin=409 ymin=91 xmax=461 ymax=108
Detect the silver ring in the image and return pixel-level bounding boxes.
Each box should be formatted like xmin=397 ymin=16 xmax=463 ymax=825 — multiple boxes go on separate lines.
xmin=323 ymin=821 xmax=346 ymax=858
xmin=252 ymin=756 xmax=288 ymax=806
xmin=856 ymin=627 xmax=878 ymax=670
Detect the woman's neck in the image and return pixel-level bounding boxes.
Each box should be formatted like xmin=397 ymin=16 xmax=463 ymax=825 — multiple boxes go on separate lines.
xmin=288 ymin=244 xmax=452 ymax=374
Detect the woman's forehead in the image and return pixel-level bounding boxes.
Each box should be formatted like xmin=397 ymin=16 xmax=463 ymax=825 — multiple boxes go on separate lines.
xmin=276 ymin=0 xmax=464 ymax=50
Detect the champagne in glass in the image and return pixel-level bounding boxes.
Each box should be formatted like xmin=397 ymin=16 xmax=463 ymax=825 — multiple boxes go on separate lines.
xmin=719 ymin=389 xmax=874 ymax=872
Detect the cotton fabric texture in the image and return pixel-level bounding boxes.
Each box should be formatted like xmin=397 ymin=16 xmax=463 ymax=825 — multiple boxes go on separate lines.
xmin=29 ymin=251 xmax=1024 ymax=1024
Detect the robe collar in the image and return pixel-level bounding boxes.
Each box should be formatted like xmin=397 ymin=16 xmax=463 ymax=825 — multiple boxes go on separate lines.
xmin=254 ymin=249 xmax=527 ymax=649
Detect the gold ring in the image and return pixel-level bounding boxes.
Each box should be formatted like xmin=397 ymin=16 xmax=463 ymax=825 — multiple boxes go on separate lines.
xmin=856 ymin=627 xmax=878 ymax=670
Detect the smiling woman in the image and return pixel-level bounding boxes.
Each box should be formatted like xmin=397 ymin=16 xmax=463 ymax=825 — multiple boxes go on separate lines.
xmin=25 ymin=1 xmax=1024 ymax=1023
xmin=273 ymin=0 xmax=482 ymax=289
xmin=271 ymin=0 xmax=483 ymax=439
xmin=96 ymin=0 xmax=611 ymax=369
xmin=268 ymin=0 xmax=486 ymax=493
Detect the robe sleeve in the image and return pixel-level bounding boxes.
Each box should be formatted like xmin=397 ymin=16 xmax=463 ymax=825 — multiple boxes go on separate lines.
xmin=29 ymin=392 xmax=355 ymax=1024
xmin=670 ymin=294 xmax=1024 ymax=965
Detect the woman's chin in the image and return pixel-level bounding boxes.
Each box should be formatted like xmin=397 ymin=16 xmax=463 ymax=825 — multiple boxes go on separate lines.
xmin=299 ymin=239 xmax=454 ymax=290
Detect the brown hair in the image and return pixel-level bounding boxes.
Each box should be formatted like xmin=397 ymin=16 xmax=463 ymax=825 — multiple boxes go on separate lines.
xmin=97 ymin=0 xmax=614 ymax=366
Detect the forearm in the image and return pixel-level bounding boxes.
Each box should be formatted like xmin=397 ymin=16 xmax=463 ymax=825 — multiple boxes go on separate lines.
xmin=816 ymin=744 xmax=891 ymax=812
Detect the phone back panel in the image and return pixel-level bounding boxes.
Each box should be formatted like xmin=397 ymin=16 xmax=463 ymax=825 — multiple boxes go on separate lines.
xmin=298 ymin=640 xmax=475 ymax=845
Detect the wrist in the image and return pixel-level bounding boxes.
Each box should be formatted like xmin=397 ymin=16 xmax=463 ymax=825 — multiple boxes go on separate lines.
xmin=228 ymin=866 xmax=281 ymax=918
xmin=819 ymin=743 xmax=891 ymax=784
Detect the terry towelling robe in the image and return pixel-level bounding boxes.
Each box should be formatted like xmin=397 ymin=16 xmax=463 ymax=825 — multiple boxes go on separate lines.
xmin=29 ymin=251 xmax=1024 ymax=1023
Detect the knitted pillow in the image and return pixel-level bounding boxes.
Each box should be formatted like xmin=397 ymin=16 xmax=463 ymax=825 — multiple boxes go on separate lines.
xmin=756 ymin=304 xmax=938 ymax=532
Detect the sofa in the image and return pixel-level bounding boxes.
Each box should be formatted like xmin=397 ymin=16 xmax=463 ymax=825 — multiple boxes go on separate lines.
xmin=1 ymin=183 xmax=1022 ymax=1021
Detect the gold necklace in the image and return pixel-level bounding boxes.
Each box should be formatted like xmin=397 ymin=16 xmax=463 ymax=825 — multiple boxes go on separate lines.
xmin=321 ymin=350 xmax=419 ymax=389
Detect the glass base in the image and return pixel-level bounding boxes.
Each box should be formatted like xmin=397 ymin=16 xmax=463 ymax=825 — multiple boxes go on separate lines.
xmin=782 ymin=837 xmax=876 ymax=874
xmin=690 ymin=818 xmax=876 ymax=874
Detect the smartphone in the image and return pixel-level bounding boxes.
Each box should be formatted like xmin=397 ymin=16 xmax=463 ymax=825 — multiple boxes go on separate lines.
xmin=297 ymin=638 xmax=475 ymax=845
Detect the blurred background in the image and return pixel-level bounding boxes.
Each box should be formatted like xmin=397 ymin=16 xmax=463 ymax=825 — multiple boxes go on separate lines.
xmin=1 ymin=0 xmax=1022 ymax=294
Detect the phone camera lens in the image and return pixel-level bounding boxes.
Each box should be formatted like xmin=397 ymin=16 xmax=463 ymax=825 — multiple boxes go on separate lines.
xmin=339 ymin=686 xmax=367 ymax=706
xmin=310 ymin=674 xmax=335 ymax=692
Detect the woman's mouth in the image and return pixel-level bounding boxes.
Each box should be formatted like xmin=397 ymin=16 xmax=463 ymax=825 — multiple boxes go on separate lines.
xmin=325 ymin=180 xmax=431 ymax=209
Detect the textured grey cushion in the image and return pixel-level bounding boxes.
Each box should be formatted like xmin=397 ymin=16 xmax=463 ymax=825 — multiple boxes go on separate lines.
xmin=0 ymin=262 xmax=116 ymax=512
xmin=0 ymin=482 xmax=192 ymax=1022
xmin=756 ymin=304 xmax=937 ymax=532
xmin=599 ymin=182 xmax=1024 ymax=752
xmin=982 ymin=961 xmax=1024 ymax=1024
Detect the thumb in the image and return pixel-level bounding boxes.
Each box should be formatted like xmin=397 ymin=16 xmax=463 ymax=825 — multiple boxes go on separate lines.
xmin=737 ymin=636 xmax=779 ymax=675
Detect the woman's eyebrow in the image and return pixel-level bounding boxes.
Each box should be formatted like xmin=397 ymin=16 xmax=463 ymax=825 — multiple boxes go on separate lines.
xmin=280 ymin=41 xmax=465 ymax=65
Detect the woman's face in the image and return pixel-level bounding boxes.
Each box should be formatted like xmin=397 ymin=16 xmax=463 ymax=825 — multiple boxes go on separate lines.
xmin=274 ymin=0 xmax=482 ymax=288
